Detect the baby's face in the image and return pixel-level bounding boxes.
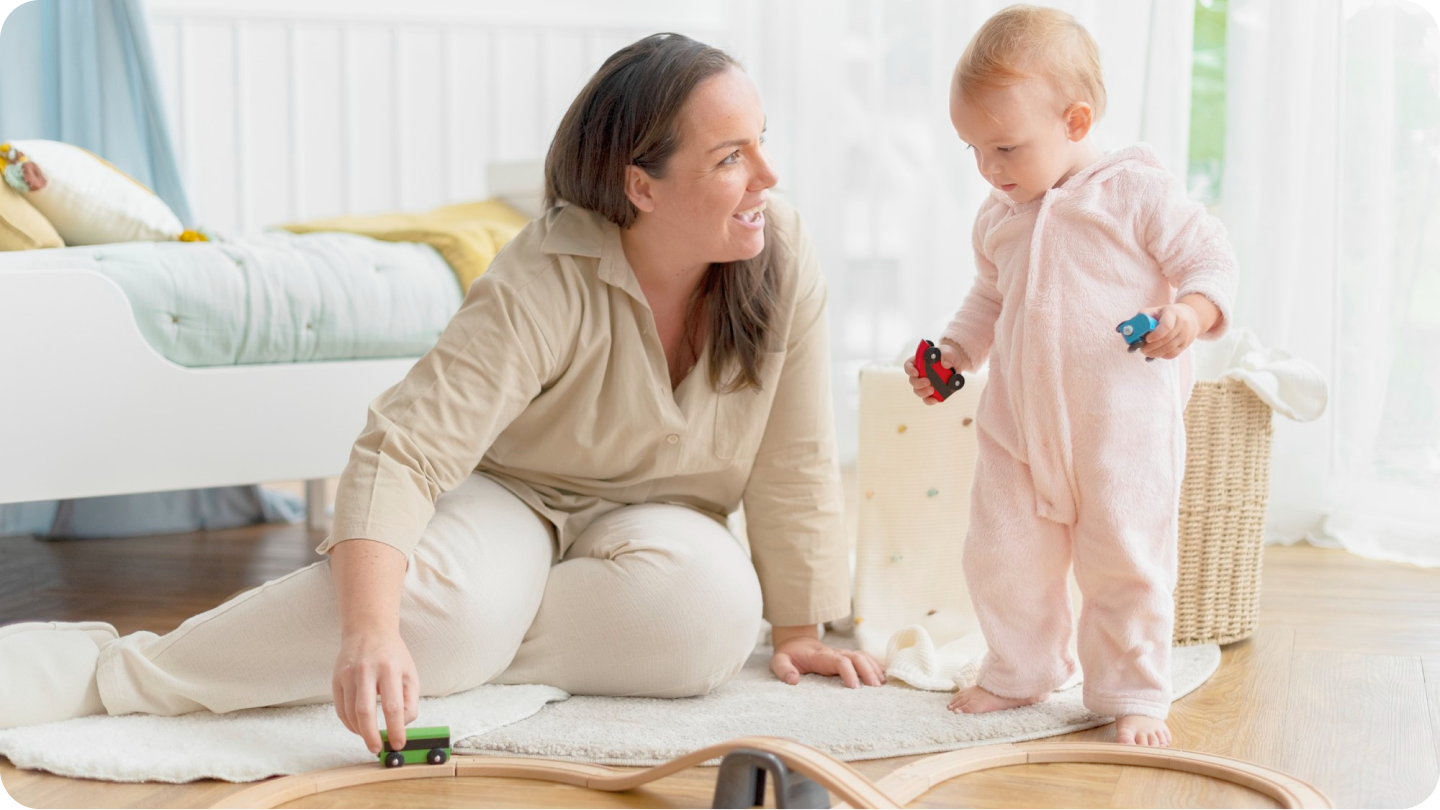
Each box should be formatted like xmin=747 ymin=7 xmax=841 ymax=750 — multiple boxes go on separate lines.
xmin=951 ymin=78 xmax=1081 ymax=204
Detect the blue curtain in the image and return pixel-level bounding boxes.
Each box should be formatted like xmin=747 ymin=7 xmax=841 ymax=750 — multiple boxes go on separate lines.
xmin=0 ymin=0 xmax=193 ymax=225
xmin=0 ymin=0 xmax=304 ymax=537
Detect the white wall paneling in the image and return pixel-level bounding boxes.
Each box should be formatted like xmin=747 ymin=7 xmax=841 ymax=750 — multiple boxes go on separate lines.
xmin=243 ymin=22 xmax=292 ymax=232
xmin=146 ymin=2 xmax=731 ymax=235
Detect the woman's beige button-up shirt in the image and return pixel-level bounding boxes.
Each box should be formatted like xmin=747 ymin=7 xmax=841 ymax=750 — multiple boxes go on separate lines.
xmin=320 ymin=197 xmax=850 ymax=627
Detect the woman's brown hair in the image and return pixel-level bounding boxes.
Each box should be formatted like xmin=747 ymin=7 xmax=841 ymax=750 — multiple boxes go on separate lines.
xmin=544 ymin=32 xmax=781 ymax=393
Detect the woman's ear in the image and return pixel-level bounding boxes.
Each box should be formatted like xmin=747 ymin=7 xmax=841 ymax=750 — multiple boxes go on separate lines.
xmin=1064 ymin=102 xmax=1095 ymax=142
xmin=624 ymin=165 xmax=658 ymax=214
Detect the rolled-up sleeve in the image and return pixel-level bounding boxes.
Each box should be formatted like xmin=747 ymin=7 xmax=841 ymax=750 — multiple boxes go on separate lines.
xmin=319 ymin=270 xmax=555 ymax=559
xmin=741 ymin=217 xmax=851 ymax=628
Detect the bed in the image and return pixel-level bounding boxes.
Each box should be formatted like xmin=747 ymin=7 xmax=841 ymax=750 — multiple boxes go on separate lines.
xmin=0 ymin=231 xmax=465 ymax=527
xmin=0 ymin=169 xmax=541 ymax=535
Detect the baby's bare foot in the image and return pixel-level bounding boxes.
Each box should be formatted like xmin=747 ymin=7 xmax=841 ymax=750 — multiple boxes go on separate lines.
xmin=1114 ymin=715 xmax=1172 ymax=747
xmin=947 ymin=684 xmax=1047 ymax=713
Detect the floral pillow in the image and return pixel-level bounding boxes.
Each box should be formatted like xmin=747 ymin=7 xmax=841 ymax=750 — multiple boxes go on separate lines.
xmin=3 ymin=139 xmax=185 ymax=246
xmin=0 ymin=144 xmax=63 ymax=250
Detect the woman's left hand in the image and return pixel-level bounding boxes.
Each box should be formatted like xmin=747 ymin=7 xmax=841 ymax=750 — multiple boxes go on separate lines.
xmin=770 ymin=634 xmax=886 ymax=688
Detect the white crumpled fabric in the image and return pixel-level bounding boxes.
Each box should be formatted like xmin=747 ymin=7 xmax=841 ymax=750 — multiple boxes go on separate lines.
xmin=1192 ymin=327 xmax=1328 ymax=421
xmin=883 ymin=626 xmax=1085 ymax=693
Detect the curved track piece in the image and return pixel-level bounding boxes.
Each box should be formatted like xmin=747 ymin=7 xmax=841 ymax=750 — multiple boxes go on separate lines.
xmin=211 ymin=738 xmax=1330 ymax=809
xmin=209 ymin=736 xmax=898 ymax=809
xmin=844 ymin=742 xmax=1331 ymax=809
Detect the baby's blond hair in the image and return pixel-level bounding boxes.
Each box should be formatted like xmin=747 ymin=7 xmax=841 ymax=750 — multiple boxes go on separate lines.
xmin=954 ymin=4 xmax=1107 ymax=121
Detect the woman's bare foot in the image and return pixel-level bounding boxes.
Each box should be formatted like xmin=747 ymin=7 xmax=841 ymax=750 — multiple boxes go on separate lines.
xmin=947 ymin=684 xmax=1048 ymax=713
xmin=1114 ymin=715 xmax=1172 ymax=747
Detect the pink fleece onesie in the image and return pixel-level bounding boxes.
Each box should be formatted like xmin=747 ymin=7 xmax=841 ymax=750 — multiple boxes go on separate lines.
xmin=941 ymin=144 xmax=1237 ymax=720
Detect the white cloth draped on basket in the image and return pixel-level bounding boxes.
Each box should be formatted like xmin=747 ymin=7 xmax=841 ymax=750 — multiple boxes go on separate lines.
xmin=1191 ymin=328 xmax=1327 ymax=423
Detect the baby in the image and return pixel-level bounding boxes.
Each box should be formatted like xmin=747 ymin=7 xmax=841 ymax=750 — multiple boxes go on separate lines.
xmin=905 ymin=5 xmax=1237 ymax=747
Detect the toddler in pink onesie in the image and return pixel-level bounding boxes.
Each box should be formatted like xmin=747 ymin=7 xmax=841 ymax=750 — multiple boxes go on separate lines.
xmin=904 ymin=6 xmax=1237 ymax=747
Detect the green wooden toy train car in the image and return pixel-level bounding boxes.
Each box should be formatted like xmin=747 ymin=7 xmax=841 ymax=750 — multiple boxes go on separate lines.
xmin=378 ymin=726 xmax=451 ymax=768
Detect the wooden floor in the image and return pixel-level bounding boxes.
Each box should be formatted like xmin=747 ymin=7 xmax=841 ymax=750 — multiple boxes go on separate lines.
xmin=2 ymin=523 xmax=1438 ymax=808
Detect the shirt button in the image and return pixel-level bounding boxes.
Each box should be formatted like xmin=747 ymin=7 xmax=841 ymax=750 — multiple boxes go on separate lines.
xmin=667 ymin=434 xmax=679 ymax=445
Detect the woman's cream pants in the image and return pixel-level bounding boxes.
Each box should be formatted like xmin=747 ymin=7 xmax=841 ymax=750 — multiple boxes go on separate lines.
xmin=96 ymin=474 xmax=764 ymax=716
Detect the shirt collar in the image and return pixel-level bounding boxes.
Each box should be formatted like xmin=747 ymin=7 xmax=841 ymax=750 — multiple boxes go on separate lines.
xmin=540 ymin=204 xmax=648 ymax=304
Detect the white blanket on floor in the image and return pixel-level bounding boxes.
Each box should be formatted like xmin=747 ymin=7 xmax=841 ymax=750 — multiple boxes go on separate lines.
xmin=883 ymin=625 xmax=1085 ymax=693
xmin=0 ymin=684 xmax=566 ymax=783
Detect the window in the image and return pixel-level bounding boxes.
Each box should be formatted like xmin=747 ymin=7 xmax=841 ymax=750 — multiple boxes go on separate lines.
xmin=1188 ymin=0 xmax=1228 ymax=207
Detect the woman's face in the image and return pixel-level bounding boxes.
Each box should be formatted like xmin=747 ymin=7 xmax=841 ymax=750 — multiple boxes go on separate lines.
xmin=634 ymin=66 xmax=777 ymax=265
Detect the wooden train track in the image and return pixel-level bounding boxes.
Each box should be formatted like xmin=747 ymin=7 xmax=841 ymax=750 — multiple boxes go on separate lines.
xmin=210 ymin=736 xmax=892 ymax=809
xmin=856 ymin=742 xmax=1332 ymax=809
xmin=210 ymin=737 xmax=1331 ymax=809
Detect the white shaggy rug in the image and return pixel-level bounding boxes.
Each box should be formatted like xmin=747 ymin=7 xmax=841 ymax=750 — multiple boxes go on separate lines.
xmin=0 ymin=684 xmax=567 ymax=783
xmin=460 ymin=643 xmax=1221 ymax=765
xmin=0 ymin=643 xmax=1219 ymax=782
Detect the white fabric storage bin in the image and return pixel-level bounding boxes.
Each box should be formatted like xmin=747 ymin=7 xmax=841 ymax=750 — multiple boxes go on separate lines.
xmin=854 ymin=362 xmax=1083 ymax=681
xmin=853 ymin=362 xmax=987 ymax=657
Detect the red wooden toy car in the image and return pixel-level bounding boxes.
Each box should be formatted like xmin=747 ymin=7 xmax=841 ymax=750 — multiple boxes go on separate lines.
xmin=915 ymin=339 xmax=965 ymax=403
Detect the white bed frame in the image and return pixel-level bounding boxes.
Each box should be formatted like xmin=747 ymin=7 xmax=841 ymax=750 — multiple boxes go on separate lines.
xmin=0 ymin=267 xmax=412 ymax=527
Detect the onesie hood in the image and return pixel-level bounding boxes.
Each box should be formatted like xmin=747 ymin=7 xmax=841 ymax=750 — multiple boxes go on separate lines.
xmin=1062 ymin=143 xmax=1169 ymax=190
xmin=989 ymin=143 xmax=1169 ymax=210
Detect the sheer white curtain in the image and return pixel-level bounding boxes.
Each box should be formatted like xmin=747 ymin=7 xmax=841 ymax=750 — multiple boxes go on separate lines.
xmin=1221 ymin=0 xmax=1440 ymax=565
xmin=739 ymin=0 xmax=1196 ymax=461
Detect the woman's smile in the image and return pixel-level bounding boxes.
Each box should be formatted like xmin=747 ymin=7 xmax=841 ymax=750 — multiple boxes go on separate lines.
xmin=733 ymin=199 xmax=767 ymax=229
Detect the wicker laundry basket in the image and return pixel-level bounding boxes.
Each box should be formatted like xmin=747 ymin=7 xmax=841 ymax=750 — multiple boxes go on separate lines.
xmin=1173 ymin=379 xmax=1274 ymax=646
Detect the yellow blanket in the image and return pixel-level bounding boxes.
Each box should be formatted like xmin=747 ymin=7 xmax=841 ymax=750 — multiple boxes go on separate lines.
xmin=282 ymin=199 xmax=531 ymax=290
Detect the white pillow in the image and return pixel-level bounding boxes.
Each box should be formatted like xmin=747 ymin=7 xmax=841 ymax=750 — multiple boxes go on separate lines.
xmin=11 ymin=139 xmax=183 ymax=245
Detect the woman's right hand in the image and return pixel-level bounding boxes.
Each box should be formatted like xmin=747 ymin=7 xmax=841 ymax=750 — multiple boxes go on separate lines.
xmin=329 ymin=538 xmax=415 ymax=754
xmin=333 ymin=628 xmax=419 ymax=755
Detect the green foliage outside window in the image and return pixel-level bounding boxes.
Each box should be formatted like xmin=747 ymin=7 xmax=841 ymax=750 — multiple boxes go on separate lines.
xmin=1188 ymin=0 xmax=1227 ymax=206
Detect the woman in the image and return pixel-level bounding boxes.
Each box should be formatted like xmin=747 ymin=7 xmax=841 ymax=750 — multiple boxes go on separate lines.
xmin=0 ymin=33 xmax=882 ymax=752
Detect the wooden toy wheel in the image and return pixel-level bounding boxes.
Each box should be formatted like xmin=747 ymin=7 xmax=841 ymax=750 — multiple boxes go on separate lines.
xmin=382 ymin=752 xmax=404 ymax=769
xmin=427 ymin=748 xmax=448 ymax=765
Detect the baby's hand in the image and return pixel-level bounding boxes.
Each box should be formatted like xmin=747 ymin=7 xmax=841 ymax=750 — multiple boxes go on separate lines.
xmin=1139 ymin=303 xmax=1200 ymax=361
xmin=905 ymin=340 xmax=965 ymax=405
